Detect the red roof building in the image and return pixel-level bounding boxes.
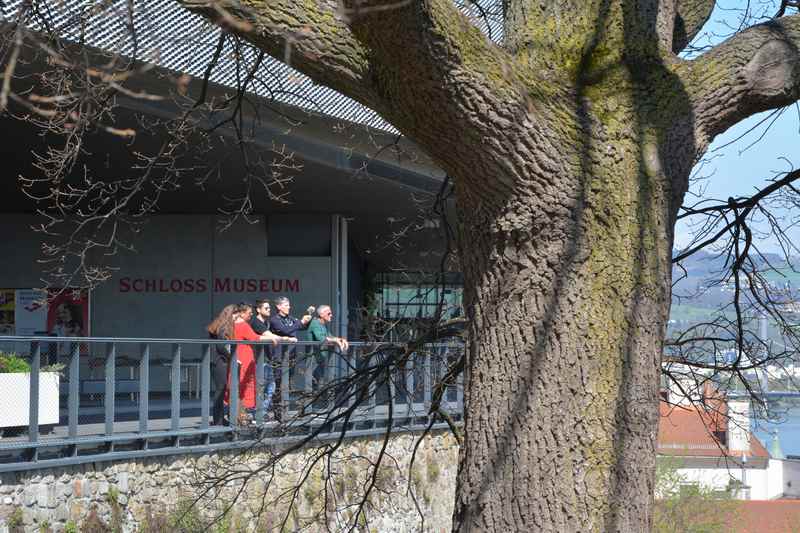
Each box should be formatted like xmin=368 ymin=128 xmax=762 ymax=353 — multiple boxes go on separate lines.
xmin=658 ymin=400 xmax=770 ymax=462
xmin=727 ymin=500 xmax=800 ymax=533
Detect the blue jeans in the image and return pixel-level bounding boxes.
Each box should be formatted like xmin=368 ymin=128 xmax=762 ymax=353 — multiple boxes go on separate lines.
xmin=263 ymin=363 xmax=276 ymax=411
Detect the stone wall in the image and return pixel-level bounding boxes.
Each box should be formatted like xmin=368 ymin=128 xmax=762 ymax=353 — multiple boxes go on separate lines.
xmin=0 ymin=431 xmax=459 ymax=532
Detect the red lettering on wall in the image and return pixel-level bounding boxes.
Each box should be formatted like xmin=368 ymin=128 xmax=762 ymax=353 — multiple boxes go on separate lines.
xmin=117 ymin=277 xmax=303 ymax=293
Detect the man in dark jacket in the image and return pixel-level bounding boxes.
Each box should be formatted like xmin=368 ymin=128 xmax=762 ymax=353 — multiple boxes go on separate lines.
xmin=250 ymin=299 xmax=283 ymax=415
xmin=268 ymin=297 xmax=311 ymax=417
xmin=250 ymin=299 xmax=271 ymax=335
xmin=268 ymin=297 xmax=311 ymax=339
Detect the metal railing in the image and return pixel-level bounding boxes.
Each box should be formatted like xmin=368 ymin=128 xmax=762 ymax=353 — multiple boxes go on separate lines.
xmin=0 ymin=336 xmax=463 ymax=472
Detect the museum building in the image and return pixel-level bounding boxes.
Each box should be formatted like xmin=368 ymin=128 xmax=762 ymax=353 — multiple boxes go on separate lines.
xmin=0 ymin=0 xmax=463 ymax=348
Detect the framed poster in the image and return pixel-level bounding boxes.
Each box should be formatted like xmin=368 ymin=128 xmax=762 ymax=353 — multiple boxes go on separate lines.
xmin=46 ymin=289 xmax=89 ymax=337
xmin=0 ymin=289 xmax=90 ymax=337
xmin=14 ymin=289 xmax=48 ymax=336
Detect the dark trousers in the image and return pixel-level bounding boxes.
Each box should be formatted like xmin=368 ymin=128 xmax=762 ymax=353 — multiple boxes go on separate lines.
xmin=212 ymin=358 xmax=229 ymax=425
xmin=270 ymin=344 xmax=298 ymax=418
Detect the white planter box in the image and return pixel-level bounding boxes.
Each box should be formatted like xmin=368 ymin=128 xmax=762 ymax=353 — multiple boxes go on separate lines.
xmin=0 ymin=372 xmax=60 ymax=428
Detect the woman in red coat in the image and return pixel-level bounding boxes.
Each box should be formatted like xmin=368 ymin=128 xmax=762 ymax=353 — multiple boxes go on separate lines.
xmin=227 ymin=303 xmax=278 ymax=412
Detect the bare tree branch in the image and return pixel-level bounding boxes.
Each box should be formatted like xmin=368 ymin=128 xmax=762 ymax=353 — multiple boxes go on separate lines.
xmin=177 ymin=0 xmax=378 ymax=106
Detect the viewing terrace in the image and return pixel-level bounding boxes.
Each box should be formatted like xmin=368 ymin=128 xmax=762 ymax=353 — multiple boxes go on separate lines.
xmin=0 ymin=336 xmax=464 ymax=473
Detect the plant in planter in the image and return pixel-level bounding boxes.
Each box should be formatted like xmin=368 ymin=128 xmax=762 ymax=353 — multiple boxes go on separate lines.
xmin=0 ymin=352 xmax=60 ymax=437
xmin=0 ymin=353 xmax=31 ymax=373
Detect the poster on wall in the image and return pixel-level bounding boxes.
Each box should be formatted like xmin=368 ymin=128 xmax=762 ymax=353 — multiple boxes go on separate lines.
xmin=0 ymin=290 xmax=14 ymax=335
xmin=0 ymin=289 xmax=89 ymax=337
xmin=46 ymin=289 xmax=89 ymax=337
xmin=14 ymin=289 xmax=48 ymax=336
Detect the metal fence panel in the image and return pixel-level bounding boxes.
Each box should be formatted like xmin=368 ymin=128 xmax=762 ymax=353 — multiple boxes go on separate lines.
xmin=0 ymin=336 xmax=464 ymax=472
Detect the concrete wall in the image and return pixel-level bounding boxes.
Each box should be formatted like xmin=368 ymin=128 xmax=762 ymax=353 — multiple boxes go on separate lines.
xmin=0 ymin=213 xmax=353 ymax=391
xmin=676 ymin=466 xmax=741 ymax=493
xmin=0 ymin=214 xmax=342 ymax=343
xmin=0 ymin=431 xmax=459 ymax=533
xmin=783 ymin=459 xmax=800 ymax=498
xmin=675 ymin=462 xmax=792 ymax=500
xmin=675 ymin=465 xmax=770 ymax=499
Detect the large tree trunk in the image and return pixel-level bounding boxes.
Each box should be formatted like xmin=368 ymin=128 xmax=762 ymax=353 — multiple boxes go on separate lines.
xmin=448 ymin=87 xmax=689 ymax=531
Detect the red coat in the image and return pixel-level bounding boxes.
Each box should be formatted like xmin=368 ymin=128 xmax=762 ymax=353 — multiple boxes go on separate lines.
xmin=226 ymin=320 xmax=260 ymax=409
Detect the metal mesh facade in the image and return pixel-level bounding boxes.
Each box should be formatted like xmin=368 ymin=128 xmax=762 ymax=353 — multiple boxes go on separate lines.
xmin=0 ymin=0 xmax=392 ymax=130
xmin=1 ymin=0 xmax=503 ymax=133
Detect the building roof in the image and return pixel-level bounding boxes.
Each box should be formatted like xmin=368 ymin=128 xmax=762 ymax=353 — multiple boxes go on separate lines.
xmin=2 ymin=0 xmax=503 ymax=133
xmin=731 ymin=500 xmax=800 ymax=533
xmin=657 ymin=401 xmax=770 ymax=459
xmin=1 ymin=0 xmax=394 ymax=131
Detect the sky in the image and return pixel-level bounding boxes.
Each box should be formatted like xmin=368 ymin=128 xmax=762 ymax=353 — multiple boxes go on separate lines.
xmin=674 ymin=2 xmax=800 ymax=253
xmin=675 ymin=106 xmax=800 ymax=252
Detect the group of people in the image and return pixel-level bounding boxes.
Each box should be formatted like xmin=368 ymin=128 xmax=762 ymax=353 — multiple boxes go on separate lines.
xmin=206 ymin=296 xmax=349 ymax=425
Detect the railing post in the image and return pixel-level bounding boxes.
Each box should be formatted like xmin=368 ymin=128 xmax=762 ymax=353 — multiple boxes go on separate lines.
xmin=437 ymin=345 xmax=450 ymax=409
xmin=201 ymin=343 xmax=210 ymax=430
xmin=304 ymin=345 xmax=314 ymax=407
xmin=388 ymin=351 xmax=397 ymax=425
xmin=230 ymin=347 xmax=239 ymax=429
xmin=348 ymin=346 xmax=358 ymax=410
xmin=456 ymin=346 xmax=464 ymax=412
xmin=29 ymin=341 xmax=40 ymax=449
xmin=368 ymin=348 xmax=377 ymax=428
xmin=281 ymin=347 xmax=290 ymax=422
xmin=342 ymin=347 xmax=353 ymax=411
xmin=68 ymin=342 xmax=80 ymax=442
xmin=423 ymin=351 xmax=432 ymax=414
xmin=171 ymin=344 xmax=181 ymax=432
xmin=405 ymin=353 xmax=414 ymax=417
xmin=104 ymin=343 xmax=116 ymax=437
xmin=139 ymin=344 xmax=150 ymax=435
xmin=255 ymin=344 xmax=265 ymax=424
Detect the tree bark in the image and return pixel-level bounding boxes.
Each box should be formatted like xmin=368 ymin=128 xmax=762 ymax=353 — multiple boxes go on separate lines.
xmin=673 ymin=0 xmax=716 ymax=52
xmin=445 ymin=73 xmax=687 ymax=531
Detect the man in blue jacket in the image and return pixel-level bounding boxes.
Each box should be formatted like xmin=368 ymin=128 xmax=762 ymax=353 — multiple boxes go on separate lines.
xmin=269 ymin=297 xmax=311 ymax=339
xmin=268 ymin=297 xmax=312 ymax=418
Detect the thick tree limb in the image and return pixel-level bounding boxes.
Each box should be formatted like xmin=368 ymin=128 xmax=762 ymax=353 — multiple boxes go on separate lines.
xmin=179 ymin=0 xmax=529 ymax=169
xmin=672 ymin=0 xmax=716 ymax=53
xmin=688 ymin=14 xmax=800 ymax=148
xmin=340 ymin=0 xmax=523 ymax=136
xmin=177 ymin=0 xmax=377 ymax=106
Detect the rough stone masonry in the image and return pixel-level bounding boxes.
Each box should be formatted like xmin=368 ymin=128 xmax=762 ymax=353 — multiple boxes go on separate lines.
xmin=0 ymin=431 xmax=458 ymax=532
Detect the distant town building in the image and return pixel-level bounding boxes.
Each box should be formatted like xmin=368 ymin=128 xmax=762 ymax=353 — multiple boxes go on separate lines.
xmin=658 ymin=391 xmax=800 ymax=500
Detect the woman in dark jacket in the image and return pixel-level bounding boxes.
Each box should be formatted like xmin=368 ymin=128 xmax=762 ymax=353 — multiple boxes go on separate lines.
xmin=207 ymin=304 xmax=237 ymax=425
